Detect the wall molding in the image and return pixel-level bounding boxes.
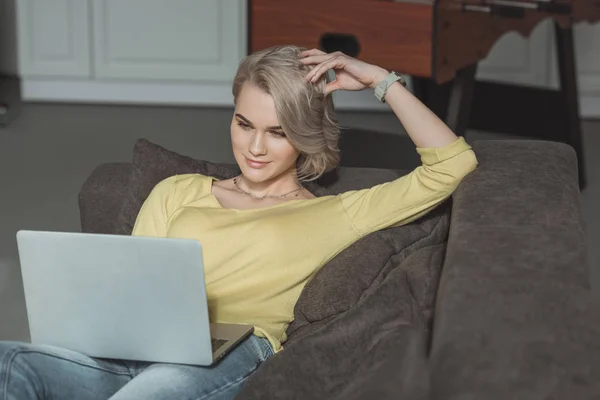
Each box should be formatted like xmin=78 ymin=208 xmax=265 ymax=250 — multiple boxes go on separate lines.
xmin=21 ymin=78 xmax=600 ymax=118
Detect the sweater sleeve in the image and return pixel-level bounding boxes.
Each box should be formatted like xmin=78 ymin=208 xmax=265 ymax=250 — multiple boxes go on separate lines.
xmin=339 ymin=136 xmax=478 ymax=236
xmin=131 ymin=175 xmax=181 ymax=238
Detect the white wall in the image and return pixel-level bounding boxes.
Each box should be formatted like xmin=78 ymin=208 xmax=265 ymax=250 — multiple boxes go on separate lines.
xmin=0 ymin=0 xmax=18 ymax=75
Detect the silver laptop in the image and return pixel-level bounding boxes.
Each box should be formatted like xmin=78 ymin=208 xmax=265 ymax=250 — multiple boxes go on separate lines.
xmin=16 ymin=230 xmax=253 ymax=366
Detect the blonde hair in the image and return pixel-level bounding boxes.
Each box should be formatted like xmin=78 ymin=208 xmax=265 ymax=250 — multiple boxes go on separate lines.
xmin=232 ymin=45 xmax=340 ymax=182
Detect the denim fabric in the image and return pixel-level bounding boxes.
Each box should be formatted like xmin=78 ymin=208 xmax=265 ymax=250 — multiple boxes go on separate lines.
xmin=0 ymin=334 xmax=273 ymax=400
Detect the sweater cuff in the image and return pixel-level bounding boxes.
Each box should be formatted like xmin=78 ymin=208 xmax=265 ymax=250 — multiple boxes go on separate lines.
xmin=416 ymin=136 xmax=472 ymax=165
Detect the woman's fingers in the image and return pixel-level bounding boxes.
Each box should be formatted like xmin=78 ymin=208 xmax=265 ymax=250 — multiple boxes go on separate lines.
xmin=300 ymin=51 xmax=342 ymax=64
xmin=309 ymin=56 xmax=347 ymax=83
xmin=324 ymin=80 xmax=341 ymax=96
xmin=299 ymin=48 xmax=327 ymax=57
xmin=304 ymin=58 xmax=332 ymax=82
xmin=300 ymin=51 xmax=346 ymax=80
xmin=302 ymin=54 xmax=347 ymax=82
xmin=299 ymin=54 xmax=335 ymax=68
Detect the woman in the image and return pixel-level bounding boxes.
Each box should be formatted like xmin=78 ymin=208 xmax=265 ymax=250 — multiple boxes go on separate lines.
xmin=0 ymin=45 xmax=477 ymax=399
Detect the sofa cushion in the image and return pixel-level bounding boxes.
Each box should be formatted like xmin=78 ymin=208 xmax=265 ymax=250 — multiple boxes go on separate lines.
xmin=114 ymin=139 xmax=240 ymax=235
xmin=399 ymin=242 xmax=447 ymax=331
xmin=79 ymin=163 xmax=134 ymax=234
xmin=239 ymin=256 xmax=434 ymax=400
xmin=286 ymin=203 xmax=450 ymax=343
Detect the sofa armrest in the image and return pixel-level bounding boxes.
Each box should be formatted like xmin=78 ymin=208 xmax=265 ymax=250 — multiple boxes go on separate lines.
xmin=78 ymin=163 xmax=132 ymax=234
xmin=429 ymin=140 xmax=600 ymax=399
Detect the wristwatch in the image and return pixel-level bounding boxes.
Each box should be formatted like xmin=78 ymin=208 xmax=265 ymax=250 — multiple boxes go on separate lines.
xmin=373 ymin=71 xmax=406 ymax=103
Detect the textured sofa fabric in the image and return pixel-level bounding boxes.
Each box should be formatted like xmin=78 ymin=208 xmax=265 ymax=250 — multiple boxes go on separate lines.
xmin=78 ymin=162 xmax=132 ymax=234
xmin=286 ymin=206 xmax=449 ymax=345
xmin=425 ymin=140 xmax=600 ymax=400
xmin=78 ymin=138 xmax=600 ymax=399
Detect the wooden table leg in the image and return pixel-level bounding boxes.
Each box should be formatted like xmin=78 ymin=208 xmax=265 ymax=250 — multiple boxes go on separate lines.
xmin=446 ymin=64 xmax=478 ymax=138
xmin=555 ymin=21 xmax=586 ymax=189
xmin=412 ymin=76 xmax=451 ymax=121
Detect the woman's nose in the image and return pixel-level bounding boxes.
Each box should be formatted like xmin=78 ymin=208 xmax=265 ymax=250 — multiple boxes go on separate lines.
xmin=249 ymin=132 xmax=267 ymax=156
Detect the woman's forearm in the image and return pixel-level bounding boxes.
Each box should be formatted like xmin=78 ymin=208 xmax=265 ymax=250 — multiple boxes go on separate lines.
xmin=372 ymin=69 xmax=458 ymax=148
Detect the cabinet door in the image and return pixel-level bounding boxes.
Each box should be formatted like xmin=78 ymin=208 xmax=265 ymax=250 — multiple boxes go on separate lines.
xmin=92 ymin=0 xmax=246 ymax=82
xmin=476 ymin=19 xmax=553 ymax=87
xmin=16 ymin=0 xmax=91 ymax=77
xmin=574 ymin=23 xmax=600 ymax=94
xmin=547 ymin=23 xmax=600 ymax=92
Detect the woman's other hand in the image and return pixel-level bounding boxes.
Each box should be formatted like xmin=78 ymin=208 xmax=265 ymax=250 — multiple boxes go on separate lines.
xmin=299 ymin=48 xmax=389 ymax=96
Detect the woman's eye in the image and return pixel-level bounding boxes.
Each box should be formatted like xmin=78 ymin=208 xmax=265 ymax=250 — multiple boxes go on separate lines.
xmin=237 ymin=122 xmax=251 ymax=130
xmin=270 ymin=131 xmax=286 ymax=138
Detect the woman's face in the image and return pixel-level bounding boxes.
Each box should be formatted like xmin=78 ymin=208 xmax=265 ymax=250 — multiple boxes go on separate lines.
xmin=231 ymin=82 xmax=300 ymax=183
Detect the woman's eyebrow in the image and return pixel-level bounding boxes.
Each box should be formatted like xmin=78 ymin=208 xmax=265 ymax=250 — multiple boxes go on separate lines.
xmin=235 ymin=113 xmax=282 ymax=130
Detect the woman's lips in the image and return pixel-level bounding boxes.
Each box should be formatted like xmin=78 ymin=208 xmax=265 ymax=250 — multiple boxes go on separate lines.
xmin=245 ymin=157 xmax=270 ymax=169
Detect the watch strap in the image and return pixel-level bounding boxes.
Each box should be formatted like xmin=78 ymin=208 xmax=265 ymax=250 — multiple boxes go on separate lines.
xmin=374 ymin=71 xmax=406 ymax=103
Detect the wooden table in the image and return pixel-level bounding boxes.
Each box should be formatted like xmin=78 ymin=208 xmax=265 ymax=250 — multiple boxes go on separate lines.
xmin=249 ymin=0 xmax=599 ymax=188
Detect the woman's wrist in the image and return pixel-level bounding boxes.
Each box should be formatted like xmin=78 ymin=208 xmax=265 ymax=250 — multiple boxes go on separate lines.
xmin=369 ymin=67 xmax=391 ymax=89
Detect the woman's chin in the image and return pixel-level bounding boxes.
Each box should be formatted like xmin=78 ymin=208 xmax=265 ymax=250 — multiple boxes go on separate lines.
xmin=239 ymin=166 xmax=273 ymax=183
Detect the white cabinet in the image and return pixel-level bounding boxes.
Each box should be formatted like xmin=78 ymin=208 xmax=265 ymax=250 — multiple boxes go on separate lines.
xmin=16 ymin=0 xmax=247 ymax=106
xmin=472 ymin=19 xmax=600 ymax=116
xmin=16 ymin=0 xmax=91 ymax=78
xmin=16 ymin=0 xmax=245 ymax=82
xmin=572 ymin=23 xmax=600 ymax=93
xmin=548 ymin=22 xmax=600 ymax=102
xmin=477 ymin=19 xmax=600 ymax=97
xmin=92 ymin=0 xmax=245 ymax=82
xmin=477 ymin=19 xmax=553 ymax=87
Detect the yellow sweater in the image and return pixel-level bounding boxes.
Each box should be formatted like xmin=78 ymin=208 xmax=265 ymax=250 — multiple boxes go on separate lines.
xmin=131 ymin=137 xmax=477 ymax=352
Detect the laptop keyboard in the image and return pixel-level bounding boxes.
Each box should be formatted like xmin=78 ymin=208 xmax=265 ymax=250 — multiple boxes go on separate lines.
xmin=211 ymin=338 xmax=228 ymax=353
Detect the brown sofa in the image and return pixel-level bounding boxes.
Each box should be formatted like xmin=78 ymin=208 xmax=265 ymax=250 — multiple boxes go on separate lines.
xmin=78 ymin=133 xmax=600 ymax=399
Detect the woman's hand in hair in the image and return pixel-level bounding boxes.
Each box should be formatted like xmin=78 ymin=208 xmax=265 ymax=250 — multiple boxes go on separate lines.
xmin=299 ymin=48 xmax=389 ymax=96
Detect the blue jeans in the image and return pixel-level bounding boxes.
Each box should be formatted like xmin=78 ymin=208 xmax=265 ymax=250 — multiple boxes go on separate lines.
xmin=0 ymin=335 xmax=273 ymax=399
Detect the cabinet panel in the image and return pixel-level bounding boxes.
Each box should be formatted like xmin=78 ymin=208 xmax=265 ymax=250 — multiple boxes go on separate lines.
xmin=575 ymin=23 xmax=600 ymax=97
xmin=476 ymin=19 xmax=553 ymax=87
xmin=547 ymin=22 xmax=600 ymax=93
xmin=16 ymin=0 xmax=91 ymax=77
xmin=92 ymin=0 xmax=246 ymax=82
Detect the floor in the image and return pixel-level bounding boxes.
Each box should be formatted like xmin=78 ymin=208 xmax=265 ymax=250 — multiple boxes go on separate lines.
xmin=0 ymin=102 xmax=598 ymax=342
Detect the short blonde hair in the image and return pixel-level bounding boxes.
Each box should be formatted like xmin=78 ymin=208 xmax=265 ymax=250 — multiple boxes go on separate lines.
xmin=232 ymin=45 xmax=340 ymax=182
